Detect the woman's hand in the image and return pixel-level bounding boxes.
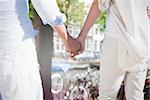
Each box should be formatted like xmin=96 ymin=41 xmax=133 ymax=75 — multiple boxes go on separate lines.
xmin=64 ymin=33 xmax=82 ymax=58
xmin=76 ymin=34 xmax=86 ymax=54
xmin=67 ymin=32 xmax=86 ymax=58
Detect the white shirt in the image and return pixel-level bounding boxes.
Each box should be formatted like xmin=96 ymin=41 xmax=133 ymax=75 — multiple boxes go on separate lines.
xmin=98 ymin=0 xmax=150 ymax=68
xmin=0 ymin=0 xmax=63 ymax=41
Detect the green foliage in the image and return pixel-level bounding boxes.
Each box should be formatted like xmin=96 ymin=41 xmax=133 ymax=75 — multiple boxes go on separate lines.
xmin=57 ymin=0 xmax=77 ymax=13
xmin=57 ymin=0 xmax=86 ymax=26
xmin=28 ymin=0 xmax=106 ymax=31
xmin=29 ymin=1 xmax=35 ymax=19
xmin=67 ymin=2 xmax=86 ymax=25
xmin=57 ymin=0 xmax=106 ymax=31
xmin=97 ymin=11 xmax=107 ymax=32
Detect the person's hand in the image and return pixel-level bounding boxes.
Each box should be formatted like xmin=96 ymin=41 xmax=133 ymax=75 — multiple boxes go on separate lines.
xmin=53 ymin=25 xmax=82 ymax=58
xmin=64 ymin=34 xmax=82 ymax=58
xmin=76 ymin=34 xmax=86 ymax=54
xmin=66 ymin=32 xmax=86 ymax=58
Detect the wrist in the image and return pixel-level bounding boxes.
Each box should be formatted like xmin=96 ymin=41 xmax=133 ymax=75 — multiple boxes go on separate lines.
xmin=77 ymin=33 xmax=86 ymax=42
xmin=53 ymin=25 xmax=68 ymax=41
xmin=62 ymin=33 xmax=72 ymax=48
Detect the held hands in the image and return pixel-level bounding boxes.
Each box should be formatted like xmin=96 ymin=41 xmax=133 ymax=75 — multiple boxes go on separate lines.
xmin=66 ymin=35 xmax=81 ymax=58
xmin=64 ymin=32 xmax=86 ymax=58
xmin=53 ymin=25 xmax=85 ymax=58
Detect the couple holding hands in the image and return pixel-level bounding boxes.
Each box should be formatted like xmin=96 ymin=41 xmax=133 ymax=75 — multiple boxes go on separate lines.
xmin=0 ymin=0 xmax=150 ymax=100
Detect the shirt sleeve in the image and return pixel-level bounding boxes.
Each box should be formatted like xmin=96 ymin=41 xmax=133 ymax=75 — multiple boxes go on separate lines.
xmin=31 ymin=0 xmax=64 ymax=26
xmin=98 ymin=0 xmax=110 ymax=12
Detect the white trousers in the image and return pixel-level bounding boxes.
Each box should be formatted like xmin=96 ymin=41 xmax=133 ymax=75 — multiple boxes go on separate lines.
xmin=0 ymin=38 xmax=43 ymax=100
xmin=99 ymin=34 xmax=147 ymax=100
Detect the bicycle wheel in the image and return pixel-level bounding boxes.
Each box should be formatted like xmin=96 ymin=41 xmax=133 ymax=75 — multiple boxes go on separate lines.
xmin=70 ymin=86 xmax=88 ymax=100
xmin=51 ymin=73 xmax=63 ymax=94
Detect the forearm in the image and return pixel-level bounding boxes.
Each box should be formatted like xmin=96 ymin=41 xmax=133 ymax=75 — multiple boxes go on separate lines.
xmin=53 ymin=25 xmax=71 ymax=48
xmin=78 ymin=0 xmax=101 ymax=41
xmin=53 ymin=25 xmax=81 ymax=55
xmin=53 ymin=25 xmax=69 ymax=43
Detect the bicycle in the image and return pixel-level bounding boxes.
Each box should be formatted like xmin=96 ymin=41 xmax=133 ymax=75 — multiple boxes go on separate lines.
xmin=65 ymin=66 xmax=100 ymax=100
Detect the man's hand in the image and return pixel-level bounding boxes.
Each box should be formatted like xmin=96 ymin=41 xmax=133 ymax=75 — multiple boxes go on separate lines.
xmin=76 ymin=35 xmax=86 ymax=54
xmin=53 ymin=25 xmax=81 ymax=57
xmin=66 ymin=32 xmax=86 ymax=58
xmin=64 ymin=33 xmax=82 ymax=58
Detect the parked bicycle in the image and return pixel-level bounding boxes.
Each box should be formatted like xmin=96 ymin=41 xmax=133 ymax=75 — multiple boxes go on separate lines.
xmin=63 ymin=66 xmax=100 ymax=100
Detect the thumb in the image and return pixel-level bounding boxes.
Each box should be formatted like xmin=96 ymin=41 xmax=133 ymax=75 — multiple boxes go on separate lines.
xmin=78 ymin=44 xmax=84 ymax=54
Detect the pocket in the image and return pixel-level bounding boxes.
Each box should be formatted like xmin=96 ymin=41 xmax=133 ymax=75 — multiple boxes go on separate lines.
xmin=100 ymin=34 xmax=121 ymax=68
xmin=101 ymin=34 xmax=120 ymax=53
xmin=118 ymin=39 xmax=144 ymax=69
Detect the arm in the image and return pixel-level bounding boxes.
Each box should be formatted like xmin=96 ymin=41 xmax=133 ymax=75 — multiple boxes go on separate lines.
xmin=31 ymin=0 xmax=81 ymax=99
xmin=53 ymin=25 xmax=81 ymax=54
xmin=31 ymin=0 xmax=67 ymax=43
xmin=75 ymin=0 xmax=101 ymax=54
xmin=31 ymin=0 xmax=63 ymax=26
xmin=31 ymin=0 xmax=81 ymax=53
xmin=77 ymin=0 xmax=101 ymax=41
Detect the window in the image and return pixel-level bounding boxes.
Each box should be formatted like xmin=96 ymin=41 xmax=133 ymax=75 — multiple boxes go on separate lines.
xmin=94 ymin=40 xmax=97 ymax=50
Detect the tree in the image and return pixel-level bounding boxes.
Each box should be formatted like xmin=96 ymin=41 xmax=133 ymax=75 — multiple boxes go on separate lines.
xmin=57 ymin=0 xmax=106 ymax=31
xmin=29 ymin=0 xmax=106 ymax=31
xmin=57 ymin=0 xmax=86 ymax=26
xmin=29 ymin=1 xmax=34 ymax=20
xmin=96 ymin=11 xmax=107 ymax=32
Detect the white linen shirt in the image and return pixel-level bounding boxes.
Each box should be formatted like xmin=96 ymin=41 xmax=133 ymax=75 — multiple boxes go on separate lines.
xmin=0 ymin=1 xmax=62 ymax=98
xmin=0 ymin=0 xmax=63 ymax=41
xmin=98 ymin=0 xmax=150 ymax=69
